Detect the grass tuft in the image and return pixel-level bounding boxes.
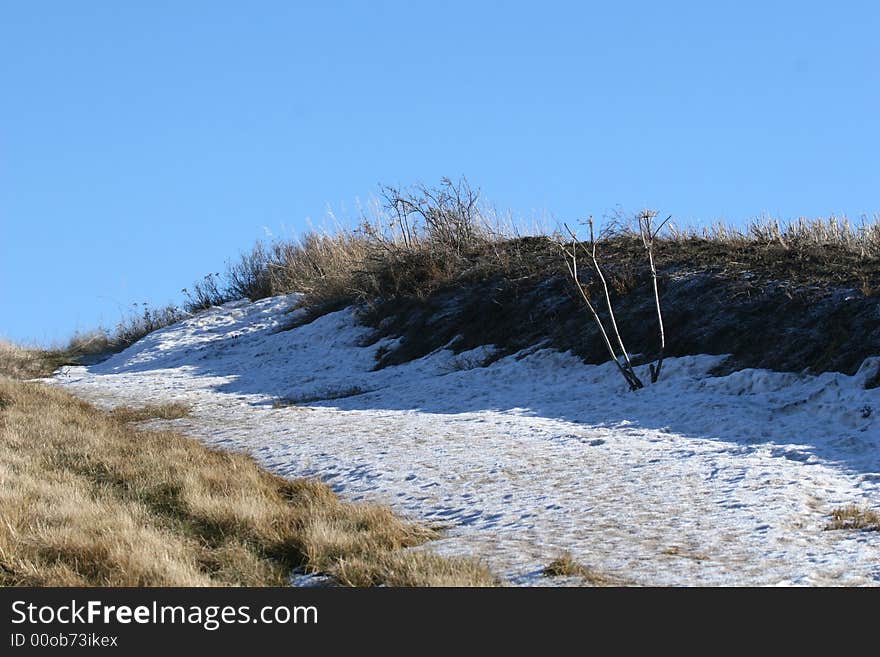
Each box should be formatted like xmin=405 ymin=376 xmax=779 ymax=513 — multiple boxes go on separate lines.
xmin=109 ymin=403 xmax=191 ymax=423
xmin=825 ymin=506 xmax=880 ymax=532
xmin=0 ymin=341 xmax=76 ymax=379
xmin=542 ymin=553 xmax=621 ymax=586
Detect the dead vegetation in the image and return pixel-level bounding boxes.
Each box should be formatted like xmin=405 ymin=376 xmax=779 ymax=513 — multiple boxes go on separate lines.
xmin=542 ymin=553 xmax=622 ymax=586
xmin=0 ymin=377 xmax=496 ymax=586
xmin=1 ymin=304 xmax=187 ymax=380
xmin=169 ymin=180 xmax=878 ymax=380
xmin=825 ymin=506 xmax=880 ymax=532
xmin=34 ymin=178 xmax=872 ymax=381
xmin=662 ymin=545 xmax=709 ymax=561
xmin=109 ymin=402 xmax=191 ymax=423
xmin=17 ymin=181 xmax=876 ymax=382
xmin=0 ymin=340 xmax=74 ymax=379
xmin=204 ymin=181 xmax=880 ymax=317
xmin=559 ymin=212 xmax=669 ymax=390
xmin=196 ymin=177 xmax=560 ymax=314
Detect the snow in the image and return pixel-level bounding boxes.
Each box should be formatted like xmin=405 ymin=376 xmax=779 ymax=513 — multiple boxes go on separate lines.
xmin=52 ymin=294 xmax=880 ymax=585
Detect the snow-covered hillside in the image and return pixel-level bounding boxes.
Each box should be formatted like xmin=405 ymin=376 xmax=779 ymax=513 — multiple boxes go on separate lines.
xmin=53 ymin=295 xmax=880 ymax=585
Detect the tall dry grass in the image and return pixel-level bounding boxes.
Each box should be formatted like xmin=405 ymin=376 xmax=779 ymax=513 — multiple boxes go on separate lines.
xmin=667 ymin=214 xmax=880 ymax=255
xmin=0 ymin=377 xmax=496 ymax=586
xmin=0 ymin=304 xmax=188 ymax=380
xmin=0 ymin=340 xmax=78 ymax=379
xmin=194 ymin=179 xmax=880 ymax=317
xmin=199 ymin=178 xmax=558 ymax=312
xmin=11 ymin=181 xmax=880 ymax=373
xmin=111 ymin=304 xmax=186 ymax=348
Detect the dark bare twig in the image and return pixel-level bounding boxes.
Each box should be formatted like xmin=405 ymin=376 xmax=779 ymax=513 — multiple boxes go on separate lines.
xmin=381 ymin=177 xmax=482 ymax=255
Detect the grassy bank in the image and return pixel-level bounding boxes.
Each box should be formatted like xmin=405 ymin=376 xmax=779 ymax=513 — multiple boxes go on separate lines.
xmin=13 ymin=180 xmax=878 ymax=382
xmin=0 ymin=365 xmax=496 ymax=586
xmin=0 ymin=304 xmax=186 ymax=380
xmin=171 ymin=180 xmax=880 ymax=378
xmin=191 ymin=179 xmax=880 ymax=315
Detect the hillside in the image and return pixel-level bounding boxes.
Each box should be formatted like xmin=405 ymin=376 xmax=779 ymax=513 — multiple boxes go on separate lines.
xmin=9 ymin=191 xmax=880 ymax=586
xmin=179 ymin=186 xmax=880 ymax=382
xmin=354 ymin=237 xmax=880 ymax=378
xmin=51 ymin=291 xmax=880 ymax=585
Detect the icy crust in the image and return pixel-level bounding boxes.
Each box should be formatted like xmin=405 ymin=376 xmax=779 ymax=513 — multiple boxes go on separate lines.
xmin=54 ymin=295 xmax=880 ymax=585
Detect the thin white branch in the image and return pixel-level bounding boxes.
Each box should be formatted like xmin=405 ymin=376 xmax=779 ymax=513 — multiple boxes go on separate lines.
xmin=558 ymin=232 xmax=643 ymax=391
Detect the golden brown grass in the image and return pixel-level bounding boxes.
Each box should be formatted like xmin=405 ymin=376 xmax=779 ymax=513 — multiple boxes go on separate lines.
xmin=109 ymin=402 xmax=191 ymax=423
xmin=1 ymin=311 xmax=182 ymax=381
xmin=0 ymin=377 xmax=496 ymax=586
xmin=542 ymin=553 xmax=622 ymax=586
xmin=0 ymin=340 xmax=73 ymax=379
xmin=0 ymin=332 xmax=116 ymax=381
xmin=826 ymin=506 xmax=880 ymax=531
xmin=216 ymin=190 xmax=880 ymax=311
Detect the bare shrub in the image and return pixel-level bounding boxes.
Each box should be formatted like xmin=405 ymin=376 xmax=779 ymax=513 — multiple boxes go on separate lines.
xmin=381 ymin=176 xmax=487 ymax=254
xmin=183 ymin=273 xmax=232 ymax=312
xmin=226 ymin=243 xmax=274 ymax=300
xmin=637 ymin=210 xmax=670 ymax=383
xmin=559 ymin=213 xmax=669 ymax=391
xmin=112 ymin=303 xmax=187 ymax=349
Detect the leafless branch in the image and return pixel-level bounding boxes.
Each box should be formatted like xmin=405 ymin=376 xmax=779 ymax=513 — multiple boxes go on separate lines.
xmin=638 ymin=211 xmax=667 ymax=383
xmin=575 ymin=218 xmax=637 ymax=376
xmin=558 ymin=229 xmax=644 ymax=391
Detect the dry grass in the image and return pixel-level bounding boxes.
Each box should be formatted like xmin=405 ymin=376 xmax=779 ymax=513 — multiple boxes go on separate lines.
xmin=109 ymin=402 xmax=191 ymax=423
xmin=669 ymin=215 xmax=880 ymax=255
xmin=111 ymin=304 xmax=186 ymax=348
xmin=216 ymin=201 xmax=880 ymax=318
xmin=662 ymin=545 xmax=709 ymax=561
xmin=199 ymin=178 xmax=552 ymax=312
xmin=165 ymin=179 xmax=880 ymax=341
xmin=1 ymin=306 xmax=186 ymax=381
xmin=0 ymin=340 xmax=74 ymax=379
xmin=0 ymin=377 xmax=496 ymax=586
xmin=542 ymin=554 xmax=622 ymax=586
xmin=826 ymin=506 xmax=880 ymax=531
xmin=332 ymin=551 xmax=497 ymax=587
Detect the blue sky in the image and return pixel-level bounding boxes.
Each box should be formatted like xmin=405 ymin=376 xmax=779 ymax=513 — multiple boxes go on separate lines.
xmin=1 ymin=1 xmax=878 ymax=344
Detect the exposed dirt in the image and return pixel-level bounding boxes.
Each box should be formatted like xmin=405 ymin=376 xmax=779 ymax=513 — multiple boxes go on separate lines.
xmin=353 ymin=239 xmax=880 ymax=382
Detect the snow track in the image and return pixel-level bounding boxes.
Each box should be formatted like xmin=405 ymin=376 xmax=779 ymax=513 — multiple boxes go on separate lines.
xmin=53 ymin=295 xmax=880 ymax=585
